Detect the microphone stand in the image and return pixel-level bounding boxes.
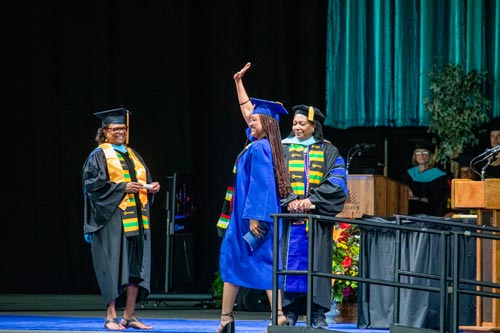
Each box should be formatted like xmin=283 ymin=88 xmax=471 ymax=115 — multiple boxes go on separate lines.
xmin=471 ymin=148 xmax=500 ymax=179
xmin=346 ymin=144 xmax=376 ymax=174
xmin=481 ymin=156 xmax=494 ymax=181
xmin=346 ymin=146 xmax=363 ymax=175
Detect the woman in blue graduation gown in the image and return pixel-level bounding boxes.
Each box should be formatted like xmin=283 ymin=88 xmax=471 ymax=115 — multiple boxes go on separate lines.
xmin=215 ymin=66 xmax=293 ymax=333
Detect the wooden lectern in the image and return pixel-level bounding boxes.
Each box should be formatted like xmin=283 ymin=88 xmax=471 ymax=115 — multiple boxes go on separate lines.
xmin=452 ymin=179 xmax=500 ymax=333
xmin=337 ymin=174 xmax=408 ymax=218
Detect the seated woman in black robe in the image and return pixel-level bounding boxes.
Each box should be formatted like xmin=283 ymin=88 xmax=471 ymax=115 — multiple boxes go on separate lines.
xmin=402 ymin=139 xmax=450 ymax=216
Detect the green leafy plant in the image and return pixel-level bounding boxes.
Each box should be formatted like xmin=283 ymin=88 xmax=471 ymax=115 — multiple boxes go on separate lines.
xmin=423 ymin=63 xmax=491 ymax=167
xmin=332 ymin=222 xmax=360 ymax=304
xmin=209 ymin=270 xmax=223 ymax=308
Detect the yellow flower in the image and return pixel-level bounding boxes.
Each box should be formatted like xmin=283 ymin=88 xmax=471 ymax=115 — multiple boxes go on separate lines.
xmin=332 ymin=222 xmax=360 ymax=303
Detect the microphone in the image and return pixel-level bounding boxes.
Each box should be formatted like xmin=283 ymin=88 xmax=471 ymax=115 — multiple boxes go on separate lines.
xmin=474 ymin=146 xmax=500 ymax=162
xmin=487 ymin=145 xmax=500 ymax=155
xmin=346 ymin=143 xmax=376 ymax=174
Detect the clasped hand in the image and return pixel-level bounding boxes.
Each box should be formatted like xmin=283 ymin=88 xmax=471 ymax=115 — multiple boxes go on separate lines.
xmin=125 ymin=181 xmax=161 ymax=194
xmin=287 ymin=198 xmax=313 ymax=213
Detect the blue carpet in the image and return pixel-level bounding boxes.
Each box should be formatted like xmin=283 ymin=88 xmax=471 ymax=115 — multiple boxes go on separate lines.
xmin=0 ymin=315 xmax=389 ymax=332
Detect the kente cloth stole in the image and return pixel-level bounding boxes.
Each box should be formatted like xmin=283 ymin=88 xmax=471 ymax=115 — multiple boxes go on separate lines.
xmin=288 ymin=143 xmax=324 ymax=195
xmin=216 ymin=142 xmax=254 ymax=235
xmin=288 ymin=143 xmax=324 ymax=231
xmin=100 ymin=143 xmax=149 ymax=234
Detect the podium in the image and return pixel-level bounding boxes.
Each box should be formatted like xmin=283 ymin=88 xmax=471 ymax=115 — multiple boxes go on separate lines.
xmin=337 ymin=174 xmax=408 ymax=218
xmin=451 ymin=179 xmax=500 ymax=333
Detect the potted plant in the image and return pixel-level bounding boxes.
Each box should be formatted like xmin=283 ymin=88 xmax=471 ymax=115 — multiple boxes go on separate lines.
xmin=423 ymin=63 xmax=491 ymax=172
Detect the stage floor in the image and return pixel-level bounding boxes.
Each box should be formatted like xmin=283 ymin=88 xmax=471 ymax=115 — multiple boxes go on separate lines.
xmin=0 ymin=294 xmax=385 ymax=333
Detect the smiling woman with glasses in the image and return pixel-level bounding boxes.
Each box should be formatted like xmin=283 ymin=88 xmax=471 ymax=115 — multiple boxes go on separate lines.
xmin=82 ymin=108 xmax=160 ymax=330
xmin=415 ymin=151 xmax=430 ymax=156
xmin=106 ymin=126 xmax=128 ymax=133
xmin=401 ymin=139 xmax=450 ymax=217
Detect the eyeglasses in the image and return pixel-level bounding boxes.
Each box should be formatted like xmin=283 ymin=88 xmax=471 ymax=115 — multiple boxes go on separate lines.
xmin=415 ymin=151 xmax=430 ymax=156
xmin=106 ymin=126 xmax=128 ymax=133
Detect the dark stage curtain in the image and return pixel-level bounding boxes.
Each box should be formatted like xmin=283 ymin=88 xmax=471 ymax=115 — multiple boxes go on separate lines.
xmin=11 ymin=0 xmax=330 ymax=294
xmin=357 ymin=215 xmax=476 ymax=330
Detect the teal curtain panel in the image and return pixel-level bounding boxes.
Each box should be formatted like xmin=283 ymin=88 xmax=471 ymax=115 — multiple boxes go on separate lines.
xmin=325 ymin=0 xmax=500 ymax=129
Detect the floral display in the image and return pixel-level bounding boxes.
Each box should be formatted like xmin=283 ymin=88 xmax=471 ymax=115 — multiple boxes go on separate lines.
xmin=332 ymin=222 xmax=360 ymax=303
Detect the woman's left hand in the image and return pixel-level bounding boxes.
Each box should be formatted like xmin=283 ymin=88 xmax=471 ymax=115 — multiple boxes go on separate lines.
xmin=233 ymin=62 xmax=251 ymax=81
xmin=148 ymin=181 xmax=161 ymax=193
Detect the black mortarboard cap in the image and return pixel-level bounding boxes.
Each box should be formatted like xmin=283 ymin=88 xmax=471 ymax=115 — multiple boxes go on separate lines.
xmin=452 ymin=152 xmax=475 ymax=167
xmin=93 ymin=108 xmax=131 ymax=126
xmin=488 ymin=116 xmax=500 ymax=132
xmin=250 ymin=98 xmax=288 ymax=122
xmin=411 ymin=138 xmax=435 ymax=152
xmin=292 ymin=105 xmax=325 ymax=123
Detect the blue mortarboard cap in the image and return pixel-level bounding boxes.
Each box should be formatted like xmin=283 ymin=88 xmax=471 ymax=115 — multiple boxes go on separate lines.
xmin=250 ymin=98 xmax=288 ymax=122
xmin=93 ymin=108 xmax=131 ymax=126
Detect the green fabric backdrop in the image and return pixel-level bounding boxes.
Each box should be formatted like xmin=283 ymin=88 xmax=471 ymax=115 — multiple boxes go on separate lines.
xmin=325 ymin=0 xmax=500 ymax=129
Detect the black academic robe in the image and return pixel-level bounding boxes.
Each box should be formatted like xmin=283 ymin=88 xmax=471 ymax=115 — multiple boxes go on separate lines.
xmin=485 ymin=163 xmax=500 ymax=178
xmin=82 ymin=146 xmax=153 ymax=307
xmin=403 ymin=167 xmax=450 ymax=217
xmin=281 ymin=140 xmax=348 ymax=312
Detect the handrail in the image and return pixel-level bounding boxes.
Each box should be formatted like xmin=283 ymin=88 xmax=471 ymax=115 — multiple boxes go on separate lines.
xmin=269 ymin=212 xmax=500 ymax=333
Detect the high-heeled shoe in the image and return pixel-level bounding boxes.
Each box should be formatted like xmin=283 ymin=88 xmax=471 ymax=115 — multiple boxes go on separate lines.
xmin=268 ymin=309 xmax=289 ymax=326
xmin=215 ymin=312 xmax=234 ymax=333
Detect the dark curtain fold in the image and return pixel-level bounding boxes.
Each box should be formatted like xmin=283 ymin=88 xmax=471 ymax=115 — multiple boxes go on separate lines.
xmin=358 ymin=216 xmax=476 ymax=330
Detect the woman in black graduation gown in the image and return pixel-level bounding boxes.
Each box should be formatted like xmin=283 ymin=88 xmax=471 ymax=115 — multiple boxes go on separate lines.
xmin=82 ymin=108 xmax=160 ymax=330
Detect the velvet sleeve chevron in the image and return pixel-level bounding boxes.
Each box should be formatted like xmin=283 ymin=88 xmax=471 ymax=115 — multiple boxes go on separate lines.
xmin=308 ymin=142 xmax=348 ymax=216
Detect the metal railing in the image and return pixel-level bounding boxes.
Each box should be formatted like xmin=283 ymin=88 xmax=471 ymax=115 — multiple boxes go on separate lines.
xmin=268 ymin=212 xmax=500 ymax=333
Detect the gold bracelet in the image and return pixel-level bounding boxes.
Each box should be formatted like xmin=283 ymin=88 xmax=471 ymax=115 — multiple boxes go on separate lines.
xmin=239 ymin=99 xmax=250 ymax=106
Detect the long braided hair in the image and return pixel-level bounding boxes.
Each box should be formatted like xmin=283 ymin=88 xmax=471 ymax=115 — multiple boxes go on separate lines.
xmin=259 ymin=115 xmax=292 ymax=199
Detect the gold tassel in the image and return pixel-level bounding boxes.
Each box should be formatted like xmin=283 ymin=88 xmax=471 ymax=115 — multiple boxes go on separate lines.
xmin=126 ymin=110 xmax=130 ymax=145
xmin=308 ymin=106 xmax=314 ymax=121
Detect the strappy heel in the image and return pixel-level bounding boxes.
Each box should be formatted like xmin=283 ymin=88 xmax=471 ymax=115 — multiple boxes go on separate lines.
xmin=269 ymin=309 xmax=289 ymax=326
xmin=216 ymin=312 xmax=234 ymax=333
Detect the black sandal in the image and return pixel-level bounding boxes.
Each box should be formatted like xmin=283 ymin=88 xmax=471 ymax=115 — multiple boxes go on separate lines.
xmin=120 ymin=316 xmax=152 ymax=330
xmin=104 ymin=318 xmax=123 ymax=330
